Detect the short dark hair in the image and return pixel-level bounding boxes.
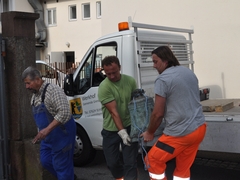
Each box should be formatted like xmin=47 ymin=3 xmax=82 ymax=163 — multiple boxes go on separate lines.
xmin=21 ymin=66 xmax=42 ymax=81
xmin=101 ymin=56 xmax=120 ymax=68
xmin=152 ymin=46 xmax=180 ymax=67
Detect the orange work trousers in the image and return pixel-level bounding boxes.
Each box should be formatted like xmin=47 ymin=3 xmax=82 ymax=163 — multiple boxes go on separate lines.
xmin=145 ymin=123 xmax=206 ymax=180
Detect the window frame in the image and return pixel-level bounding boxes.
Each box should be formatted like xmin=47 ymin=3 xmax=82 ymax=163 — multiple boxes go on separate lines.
xmin=69 ymin=4 xmax=77 ymax=21
xmin=96 ymin=1 xmax=101 ymax=19
xmin=75 ymin=41 xmax=117 ymax=94
xmin=47 ymin=8 xmax=57 ymax=26
xmin=82 ymin=3 xmax=91 ymax=20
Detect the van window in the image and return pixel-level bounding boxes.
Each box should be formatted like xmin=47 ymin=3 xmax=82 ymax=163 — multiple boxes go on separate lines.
xmin=75 ymin=42 xmax=117 ymax=94
xmin=76 ymin=53 xmax=93 ymax=94
xmin=94 ymin=43 xmax=117 ymax=72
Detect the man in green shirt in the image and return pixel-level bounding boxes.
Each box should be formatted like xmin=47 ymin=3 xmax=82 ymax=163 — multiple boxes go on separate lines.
xmin=98 ymin=56 xmax=138 ymax=180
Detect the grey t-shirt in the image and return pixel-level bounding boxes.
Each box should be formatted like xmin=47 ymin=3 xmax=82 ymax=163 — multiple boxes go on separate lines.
xmin=154 ymin=66 xmax=205 ymax=136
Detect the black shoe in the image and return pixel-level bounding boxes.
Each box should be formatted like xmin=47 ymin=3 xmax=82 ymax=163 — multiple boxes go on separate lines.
xmin=74 ymin=174 xmax=78 ymax=180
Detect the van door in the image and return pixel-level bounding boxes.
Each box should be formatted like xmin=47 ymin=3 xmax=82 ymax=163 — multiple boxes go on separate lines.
xmin=69 ymin=37 xmax=122 ymax=146
xmin=68 ymin=37 xmax=122 ymax=166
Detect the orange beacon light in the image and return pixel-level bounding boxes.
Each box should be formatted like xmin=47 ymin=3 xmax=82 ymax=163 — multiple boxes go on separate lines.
xmin=118 ymin=22 xmax=129 ymax=31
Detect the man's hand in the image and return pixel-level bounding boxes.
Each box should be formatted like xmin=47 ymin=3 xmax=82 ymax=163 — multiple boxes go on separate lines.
xmin=118 ymin=129 xmax=131 ymax=146
xmin=32 ymin=119 xmax=61 ymax=144
xmin=32 ymin=128 xmax=50 ymax=144
xmin=140 ymin=131 xmax=154 ymax=142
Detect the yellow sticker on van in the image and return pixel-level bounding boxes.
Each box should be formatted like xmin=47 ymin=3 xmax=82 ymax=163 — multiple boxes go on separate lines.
xmin=69 ymin=98 xmax=82 ymax=119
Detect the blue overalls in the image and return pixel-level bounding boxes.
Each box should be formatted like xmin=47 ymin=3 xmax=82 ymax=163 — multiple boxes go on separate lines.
xmin=32 ymin=84 xmax=76 ymax=180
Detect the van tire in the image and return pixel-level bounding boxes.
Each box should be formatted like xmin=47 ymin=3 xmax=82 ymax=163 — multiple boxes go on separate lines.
xmin=74 ymin=124 xmax=96 ymax=167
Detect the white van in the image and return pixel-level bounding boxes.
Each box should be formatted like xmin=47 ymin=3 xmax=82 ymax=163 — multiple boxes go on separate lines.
xmin=64 ymin=18 xmax=195 ymax=166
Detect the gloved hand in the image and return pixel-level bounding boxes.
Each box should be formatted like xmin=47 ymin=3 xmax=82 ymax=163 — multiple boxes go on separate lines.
xmin=118 ymin=129 xmax=131 ymax=146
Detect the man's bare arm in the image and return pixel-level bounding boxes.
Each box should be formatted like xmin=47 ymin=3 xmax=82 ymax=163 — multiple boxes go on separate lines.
xmin=104 ymin=100 xmax=124 ymax=130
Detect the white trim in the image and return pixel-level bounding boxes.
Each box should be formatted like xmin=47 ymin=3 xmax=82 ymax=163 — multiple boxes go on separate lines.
xmin=96 ymin=1 xmax=101 ymax=19
xmin=173 ymin=176 xmax=190 ymax=180
xmin=149 ymin=172 xmax=165 ymax=179
xmin=46 ymin=8 xmax=57 ymax=27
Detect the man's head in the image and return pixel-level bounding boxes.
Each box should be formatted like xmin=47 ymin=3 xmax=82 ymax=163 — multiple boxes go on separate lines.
xmin=22 ymin=66 xmax=43 ymax=93
xmin=101 ymin=56 xmax=121 ymax=82
xmin=152 ymin=46 xmax=180 ymax=74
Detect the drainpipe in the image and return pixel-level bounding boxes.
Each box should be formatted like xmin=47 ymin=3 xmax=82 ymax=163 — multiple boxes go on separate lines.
xmin=28 ymin=0 xmax=47 ymax=44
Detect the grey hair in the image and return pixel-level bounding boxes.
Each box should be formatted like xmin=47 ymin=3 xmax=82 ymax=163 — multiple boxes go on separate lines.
xmin=21 ymin=66 xmax=42 ymax=81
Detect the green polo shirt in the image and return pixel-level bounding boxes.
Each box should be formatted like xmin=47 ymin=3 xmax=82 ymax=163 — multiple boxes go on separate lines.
xmin=98 ymin=74 xmax=137 ymax=131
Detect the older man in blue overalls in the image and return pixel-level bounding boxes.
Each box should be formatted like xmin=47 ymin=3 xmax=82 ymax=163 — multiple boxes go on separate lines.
xmin=22 ymin=66 xmax=76 ymax=180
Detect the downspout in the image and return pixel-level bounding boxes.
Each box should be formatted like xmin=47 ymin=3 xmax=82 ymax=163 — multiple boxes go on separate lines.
xmin=28 ymin=0 xmax=47 ymax=44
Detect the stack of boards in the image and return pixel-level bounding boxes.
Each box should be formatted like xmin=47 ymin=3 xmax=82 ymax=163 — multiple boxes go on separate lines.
xmin=201 ymin=99 xmax=234 ymax=112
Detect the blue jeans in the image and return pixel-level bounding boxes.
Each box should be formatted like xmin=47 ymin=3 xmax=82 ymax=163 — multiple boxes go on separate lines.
xmin=101 ymin=126 xmax=139 ymax=180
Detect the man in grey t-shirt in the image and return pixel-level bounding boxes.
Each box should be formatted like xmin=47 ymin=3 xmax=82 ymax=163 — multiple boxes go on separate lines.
xmin=141 ymin=46 xmax=206 ymax=180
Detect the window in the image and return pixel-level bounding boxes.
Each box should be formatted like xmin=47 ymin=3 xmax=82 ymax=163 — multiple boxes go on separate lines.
xmin=96 ymin=1 xmax=101 ymax=18
xmin=69 ymin=5 xmax=77 ymax=21
xmin=82 ymin=3 xmax=90 ymax=19
xmin=76 ymin=53 xmax=93 ymax=94
xmin=75 ymin=42 xmax=117 ymax=94
xmin=95 ymin=43 xmax=117 ymax=72
xmin=47 ymin=8 xmax=56 ymax=26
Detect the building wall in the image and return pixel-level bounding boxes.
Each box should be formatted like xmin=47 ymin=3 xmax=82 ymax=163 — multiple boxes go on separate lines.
xmin=14 ymin=0 xmax=33 ymax=12
xmin=100 ymin=0 xmax=240 ymax=99
xmin=42 ymin=0 xmax=102 ymax=64
xmin=1 ymin=0 xmax=240 ymax=98
xmin=43 ymin=0 xmax=240 ymax=98
xmin=0 ymin=0 xmax=33 ymax=12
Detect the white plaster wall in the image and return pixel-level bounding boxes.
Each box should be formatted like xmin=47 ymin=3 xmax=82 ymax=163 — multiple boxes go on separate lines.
xmin=2 ymin=0 xmax=240 ymax=99
xmin=13 ymin=0 xmax=33 ymax=12
xmin=43 ymin=0 xmax=102 ymax=63
xmin=101 ymin=0 xmax=240 ymax=99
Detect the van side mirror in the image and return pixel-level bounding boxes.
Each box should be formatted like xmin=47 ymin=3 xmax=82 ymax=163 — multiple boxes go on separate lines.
xmin=64 ymin=74 xmax=74 ymax=96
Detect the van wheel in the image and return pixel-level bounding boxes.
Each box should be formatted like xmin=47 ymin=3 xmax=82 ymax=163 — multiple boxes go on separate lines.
xmin=74 ymin=124 xmax=96 ymax=167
